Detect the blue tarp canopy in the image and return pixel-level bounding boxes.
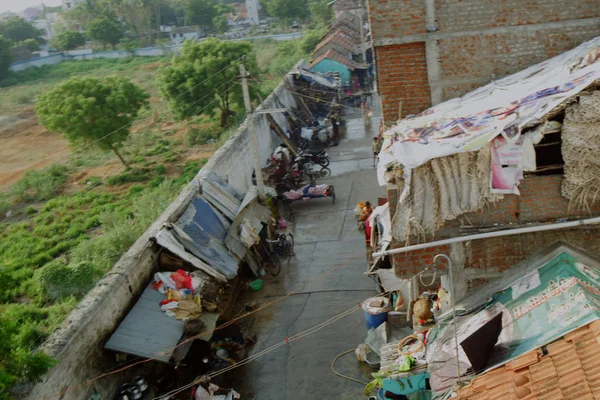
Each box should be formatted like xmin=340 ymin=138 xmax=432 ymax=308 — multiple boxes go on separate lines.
xmin=296 ymin=69 xmax=339 ymax=88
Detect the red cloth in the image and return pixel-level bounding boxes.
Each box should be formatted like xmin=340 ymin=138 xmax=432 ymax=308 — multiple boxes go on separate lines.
xmin=171 ymin=269 xmax=193 ymax=290
xmin=365 ymin=219 xmax=371 ymax=246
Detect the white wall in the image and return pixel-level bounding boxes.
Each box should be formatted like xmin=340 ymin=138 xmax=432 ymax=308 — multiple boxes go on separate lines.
xmin=9 ymin=33 xmax=306 ymax=72
xmin=10 ymin=54 xmax=64 ymax=72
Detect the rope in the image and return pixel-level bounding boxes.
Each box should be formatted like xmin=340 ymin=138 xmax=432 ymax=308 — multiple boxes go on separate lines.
xmin=331 ymin=349 xmax=370 ymax=386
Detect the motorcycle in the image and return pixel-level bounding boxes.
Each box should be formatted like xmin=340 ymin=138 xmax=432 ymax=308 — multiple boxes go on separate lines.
xmin=297 ymin=149 xmax=330 ymax=167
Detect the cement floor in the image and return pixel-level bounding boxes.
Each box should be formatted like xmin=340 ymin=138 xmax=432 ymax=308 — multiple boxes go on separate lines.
xmin=226 ymin=106 xmax=386 ymax=399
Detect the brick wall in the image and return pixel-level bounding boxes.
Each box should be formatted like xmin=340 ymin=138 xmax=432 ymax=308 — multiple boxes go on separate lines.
xmin=435 ymin=0 xmax=600 ymax=33
xmin=438 ymin=26 xmax=600 ymax=100
xmin=377 ymin=43 xmax=431 ymax=123
xmin=367 ymin=0 xmax=600 ymax=115
xmin=391 ymin=175 xmax=600 ymax=279
xmin=368 ymin=0 xmax=426 ymax=41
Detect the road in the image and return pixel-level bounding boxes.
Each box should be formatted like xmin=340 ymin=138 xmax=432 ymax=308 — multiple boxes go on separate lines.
xmin=227 ymin=104 xmax=386 ymax=399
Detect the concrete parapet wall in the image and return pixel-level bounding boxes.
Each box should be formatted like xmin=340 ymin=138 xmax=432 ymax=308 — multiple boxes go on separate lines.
xmin=23 ymin=63 xmax=300 ymax=400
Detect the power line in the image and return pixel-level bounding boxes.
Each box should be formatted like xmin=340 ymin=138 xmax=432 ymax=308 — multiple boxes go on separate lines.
xmin=154 ymin=305 xmax=362 ymax=399
xmin=0 ymin=56 xmax=245 ymax=196
xmin=42 ymin=258 xmax=364 ymax=399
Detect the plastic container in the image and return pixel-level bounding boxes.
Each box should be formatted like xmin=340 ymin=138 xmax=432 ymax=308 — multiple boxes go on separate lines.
xmin=362 ymin=296 xmax=391 ymax=329
xmin=249 ymin=279 xmax=263 ymax=291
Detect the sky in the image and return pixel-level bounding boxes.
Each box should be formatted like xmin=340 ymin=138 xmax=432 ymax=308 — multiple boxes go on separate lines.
xmin=0 ymin=0 xmax=62 ymax=14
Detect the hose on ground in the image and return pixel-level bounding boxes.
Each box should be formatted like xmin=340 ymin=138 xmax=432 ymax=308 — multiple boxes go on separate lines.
xmin=331 ymin=348 xmax=370 ymax=386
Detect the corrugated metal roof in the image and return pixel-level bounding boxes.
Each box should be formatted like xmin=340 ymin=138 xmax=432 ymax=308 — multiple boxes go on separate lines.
xmin=104 ymin=285 xmax=185 ymax=363
xmin=172 ymin=196 xmax=239 ymax=280
xmin=200 ymin=172 xmax=243 ymax=221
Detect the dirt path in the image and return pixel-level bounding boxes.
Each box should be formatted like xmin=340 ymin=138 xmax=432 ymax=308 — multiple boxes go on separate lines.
xmin=0 ymin=117 xmax=70 ymax=189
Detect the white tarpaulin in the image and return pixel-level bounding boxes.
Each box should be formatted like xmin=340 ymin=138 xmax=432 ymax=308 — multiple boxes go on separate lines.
xmin=377 ymin=37 xmax=600 ymax=186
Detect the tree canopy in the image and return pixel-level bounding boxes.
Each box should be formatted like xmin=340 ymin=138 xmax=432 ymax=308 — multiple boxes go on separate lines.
xmin=0 ymin=36 xmax=12 ymax=81
xmin=36 ymin=76 xmax=149 ymax=167
xmin=159 ymin=38 xmax=257 ymax=127
xmin=87 ymin=16 xmax=123 ymax=49
xmin=308 ymin=0 xmax=332 ymax=26
xmin=185 ymin=0 xmax=217 ymax=31
xmin=53 ymin=31 xmax=87 ymax=50
xmin=263 ymin=0 xmax=309 ymax=24
xmin=0 ymin=17 xmax=43 ymax=44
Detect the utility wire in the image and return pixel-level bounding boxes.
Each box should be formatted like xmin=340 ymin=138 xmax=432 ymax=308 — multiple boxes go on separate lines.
xmin=42 ymin=258 xmax=365 ymax=400
xmin=0 ymin=56 xmax=244 ymax=196
xmin=154 ymin=305 xmax=362 ymax=399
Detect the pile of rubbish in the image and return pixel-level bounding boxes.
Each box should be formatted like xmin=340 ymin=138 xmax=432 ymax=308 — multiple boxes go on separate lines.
xmin=152 ymin=270 xmax=219 ymax=320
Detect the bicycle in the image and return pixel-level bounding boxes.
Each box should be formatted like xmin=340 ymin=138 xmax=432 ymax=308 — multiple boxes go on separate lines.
xmin=267 ymin=232 xmax=295 ymax=264
xmin=253 ymin=240 xmax=282 ymax=276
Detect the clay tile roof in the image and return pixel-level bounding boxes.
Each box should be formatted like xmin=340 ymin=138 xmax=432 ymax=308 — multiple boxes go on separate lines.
xmin=309 ymin=49 xmax=367 ymax=71
xmin=457 ymin=320 xmax=600 ymax=400
xmin=313 ymin=30 xmax=360 ymax=56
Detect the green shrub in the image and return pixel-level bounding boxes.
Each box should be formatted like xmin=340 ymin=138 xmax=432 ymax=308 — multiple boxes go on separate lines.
xmin=0 ymin=193 xmax=11 ymax=215
xmin=106 ymin=168 xmax=149 ymax=185
xmin=24 ymin=206 xmax=37 ymax=216
xmin=35 ymin=260 xmax=102 ymax=300
xmin=128 ymin=184 xmax=145 ymax=195
xmin=146 ymin=139 xmax=172 ymax=156
xmin=10 ymin=164 xmax=69 ymax=202
xmin=152 ymin=164 xmax=167 ymax=174
xmin=185 ymin=126 xmax=220 ymax=146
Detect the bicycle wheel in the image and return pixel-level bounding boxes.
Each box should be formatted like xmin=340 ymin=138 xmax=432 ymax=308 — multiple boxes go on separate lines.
xmin=317 ymin=158 xmax=330 ymax=167
xmin=286 ymin=233 xmax=295 ymax=257
xmin=269 ymin=254 xmax=282 ymax=276
xmin=319 ymin=167 xmax=331 ymax=178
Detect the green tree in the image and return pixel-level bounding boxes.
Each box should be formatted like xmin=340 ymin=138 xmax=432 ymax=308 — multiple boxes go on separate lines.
xmin=87 ymin=16 xmax=123 ymax=49
xmin=0 ymin=17 xmax=43 ymax=44
xmin=159 ymin=38 xmax=257 ymax=127
xmin=308 ymin=0 xmax=331 ymax=26
xmin=0 ymin=36 xmax=11 ymax=81
xmin=263 ymin=0 xmax=308 ymax=25
xmin=300 ymin=27 xmax=325 ymax=54
xmin=21 ymin=38 xmax=40 ymax=52
xmin=36 ymin=76 xmax=149 ymax=167
xmin=185 ymin=0 xmax=216 ymax=31
xmin=213 ymin=15 xmax=229 ymax=33
xmin=53 ymin=31 xmax=87 ymax=50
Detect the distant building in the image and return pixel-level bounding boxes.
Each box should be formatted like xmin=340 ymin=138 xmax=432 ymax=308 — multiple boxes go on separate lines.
xmin=169 ymin=26 xmax=201 ymax=44
xmin=33 ymin=13 xmax=61 ymax=42
xmin=245 ymin=0 xmax=260 ymax=25
xmin=61 ymin=0 xmax=84 ymax=11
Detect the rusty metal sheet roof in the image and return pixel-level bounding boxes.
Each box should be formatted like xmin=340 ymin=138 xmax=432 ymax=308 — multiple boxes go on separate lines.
xmin=104 ymin=285 xmax=185 ymax=363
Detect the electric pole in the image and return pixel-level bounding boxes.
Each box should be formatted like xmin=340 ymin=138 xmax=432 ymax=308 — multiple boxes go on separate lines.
xmin=239 ymin=60 xmax=265 ymax=197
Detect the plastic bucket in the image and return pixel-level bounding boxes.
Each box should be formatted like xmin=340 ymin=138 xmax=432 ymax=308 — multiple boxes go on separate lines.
xmin=364 ymin=310 xmax=388 ymax=329
xmin=362 ymin=296 xmax=391 ymax=330
xmin=249 ymin=279 xmax=263 ymax=291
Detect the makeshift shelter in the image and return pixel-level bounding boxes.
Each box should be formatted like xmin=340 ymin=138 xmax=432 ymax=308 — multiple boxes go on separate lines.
xmin=289 ymin=68 xmax=340 ymax=89
xmin=309 ymin=49 xmax=368 ymax=85
xmin=426 ymin=243 xmax=600 ymax=396
xmin=376 ymin=37 xmax=600 ymax=242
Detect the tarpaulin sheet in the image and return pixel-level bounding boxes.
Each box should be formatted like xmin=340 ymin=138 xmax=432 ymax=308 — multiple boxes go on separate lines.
xmin=377 ymin=37 xmax=600 ymax=186
xmin=171 ymin=196 xmax=238 ymax=280
xmin=427 ymin=250 xmax=600 ymax=392
xmin=295 ymin=69 xmax=340 ymax=88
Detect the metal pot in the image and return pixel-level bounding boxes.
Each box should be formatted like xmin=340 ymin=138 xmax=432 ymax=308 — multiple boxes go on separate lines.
xmin=134 ymin=376 xmax=148 ymax=392
xmin=129 ymin=387 xmax=142 ymax=400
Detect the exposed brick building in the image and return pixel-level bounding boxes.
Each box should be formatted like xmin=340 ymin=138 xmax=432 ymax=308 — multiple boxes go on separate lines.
xmin=374 ymin=38 xmax=600 ymax=297
xmin=366 ymin=0 xmax=600 ymax=125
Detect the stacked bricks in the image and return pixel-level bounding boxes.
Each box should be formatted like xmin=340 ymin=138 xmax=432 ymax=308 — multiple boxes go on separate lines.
xmin=376 ymin=43 xmax=431 ymax=124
